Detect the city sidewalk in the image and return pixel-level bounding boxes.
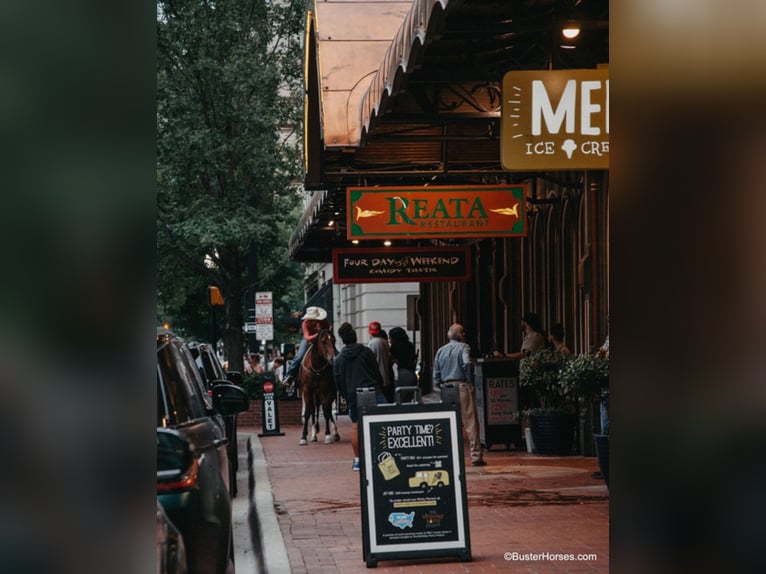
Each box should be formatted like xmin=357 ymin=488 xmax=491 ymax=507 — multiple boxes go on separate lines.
xmin=241 ymin=405 xmax=608 ymax=574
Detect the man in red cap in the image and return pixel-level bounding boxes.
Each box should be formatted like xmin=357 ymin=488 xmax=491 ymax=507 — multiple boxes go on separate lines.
xmin=367 ymin=321 xmax=394 ymax=402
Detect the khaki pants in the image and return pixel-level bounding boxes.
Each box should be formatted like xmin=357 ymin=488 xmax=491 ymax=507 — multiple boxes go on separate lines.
xmin=458 ymin=383 xmax=483 ymax=463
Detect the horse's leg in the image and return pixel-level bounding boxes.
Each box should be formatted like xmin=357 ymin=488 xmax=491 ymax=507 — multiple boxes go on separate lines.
xmin=323 ymin=402 xmax=334 ymax=444
xmin=330 ymin=387 xmax=341 ymax=441
xmin=332 ymin=406 xmax=340 ymax=442
xmin=299 ymin=395 xmax=309 ymax=445
xmin=311 ymin=407 xmax=319 ymax=442
xmin=309 ymin=396 xmax=319 ymax=442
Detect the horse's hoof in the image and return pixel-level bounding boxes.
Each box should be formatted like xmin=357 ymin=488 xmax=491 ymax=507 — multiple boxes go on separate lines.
xmin=310 ymin=437 xmax=318 ymax=442
xmin=324 ymin=435 xmax=333 ymax=444
xmin=299 ymin=439 xmax=307 ymax=446
xmin=334 ymin=434 xmax=341 ymax=442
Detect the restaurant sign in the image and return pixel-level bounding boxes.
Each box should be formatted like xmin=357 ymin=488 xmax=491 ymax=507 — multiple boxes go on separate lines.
xmin=333 ymin=247 xmax=471 ymax=284
xmin=347 ymin=185 xmax=527 ymax=240
xmin=501 ymin=68 xmax=609 ymax=171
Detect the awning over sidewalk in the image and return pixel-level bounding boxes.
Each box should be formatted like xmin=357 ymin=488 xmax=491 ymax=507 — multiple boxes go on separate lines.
xmin=295 ymin=0 xmax=609 ymax=261
xmin=305 ymin=0 xmax=417 ymax=152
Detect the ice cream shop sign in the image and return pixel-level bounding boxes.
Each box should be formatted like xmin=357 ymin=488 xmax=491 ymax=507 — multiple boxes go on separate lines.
xmin=347 ymin=185 xmax=527 ymax=240
xmin=501 ymin=68 xmax=609 ymax=171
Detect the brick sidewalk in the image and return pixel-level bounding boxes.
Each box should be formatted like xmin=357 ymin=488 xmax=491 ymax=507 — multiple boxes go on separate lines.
xmin=245 ymin=416 xmax=608 ymax=573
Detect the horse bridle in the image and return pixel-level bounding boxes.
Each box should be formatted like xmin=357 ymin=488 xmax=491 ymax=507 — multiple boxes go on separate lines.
xmin=300 ymin=330 xmax=334 ymax=378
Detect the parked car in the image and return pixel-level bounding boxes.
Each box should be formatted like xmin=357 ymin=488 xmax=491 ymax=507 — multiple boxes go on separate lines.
xmin=157 ymin=498 xmax=187 ymax=574
xmin=187 ymin=342 xmax=247 ymax=496
xmin=157 ymin=328 xmax=249 ymax=574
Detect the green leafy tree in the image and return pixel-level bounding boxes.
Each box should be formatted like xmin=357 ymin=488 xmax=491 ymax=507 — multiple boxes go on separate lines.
xmin=157 ymin=0 xmax=305 ymax=372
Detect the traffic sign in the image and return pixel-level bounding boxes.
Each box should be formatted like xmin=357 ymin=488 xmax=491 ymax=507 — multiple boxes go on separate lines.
xmin=255 ymin=291 xmax=273 ymax=340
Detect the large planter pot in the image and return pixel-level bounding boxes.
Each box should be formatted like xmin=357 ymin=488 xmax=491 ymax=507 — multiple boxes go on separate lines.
xmin=529 ymin=412 xmax=576 ymax=455
xmin=593 ymin=434 xmax=610 ymax=487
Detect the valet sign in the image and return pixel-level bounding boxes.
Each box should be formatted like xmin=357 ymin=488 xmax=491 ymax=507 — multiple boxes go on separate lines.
xmin=258 ymin=380 xmax=284 ymax=437
xmin=501 ymin=68 xmax=609 ymax=171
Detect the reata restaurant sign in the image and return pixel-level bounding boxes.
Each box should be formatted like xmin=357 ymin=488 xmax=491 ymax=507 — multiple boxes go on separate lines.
xmin=501 ymin=68 xmax=609 ymax=171
xmin=347 ymin=185 xmax=527 ymax=240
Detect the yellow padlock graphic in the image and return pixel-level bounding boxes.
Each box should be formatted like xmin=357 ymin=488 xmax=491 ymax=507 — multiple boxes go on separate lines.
xmin=377 ymin=451 xmax=400 ymax=480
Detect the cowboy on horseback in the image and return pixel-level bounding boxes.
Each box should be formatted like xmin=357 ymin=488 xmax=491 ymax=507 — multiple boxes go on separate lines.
xmin=283 ymin=306 xmax=330 ymax=390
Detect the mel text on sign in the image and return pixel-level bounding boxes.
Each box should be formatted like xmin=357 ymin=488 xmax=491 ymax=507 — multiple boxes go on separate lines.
xmin=501 ymin=68 xmax=609 ymax=171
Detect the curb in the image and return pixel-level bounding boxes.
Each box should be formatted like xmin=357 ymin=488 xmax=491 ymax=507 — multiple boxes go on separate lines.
xmin=245 ymin=433 xmax=291 ymax=574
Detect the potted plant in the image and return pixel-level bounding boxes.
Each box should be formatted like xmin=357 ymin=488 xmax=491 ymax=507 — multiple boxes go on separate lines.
xmin=519 ymin=348 xmax=576 ymax=455
xmin=559 ymin=352 xmax=609 ymax=403
xmin=560 ymin=352 xmax=610 ymax=485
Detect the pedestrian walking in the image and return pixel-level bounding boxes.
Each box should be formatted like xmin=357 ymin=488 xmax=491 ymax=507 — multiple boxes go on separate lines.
xmin=333 ymin=322 xmax=386 ymax=471
xmin=433 ymin=323 xmax=485 ymax=466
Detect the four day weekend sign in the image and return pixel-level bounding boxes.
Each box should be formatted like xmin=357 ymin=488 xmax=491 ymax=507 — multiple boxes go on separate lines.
xmin=359 ymin=403 xmax=471 ymax=567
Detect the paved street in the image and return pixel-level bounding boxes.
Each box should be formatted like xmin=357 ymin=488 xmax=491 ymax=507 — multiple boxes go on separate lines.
xmin=237 ymin=409 xmax=608 ymax=573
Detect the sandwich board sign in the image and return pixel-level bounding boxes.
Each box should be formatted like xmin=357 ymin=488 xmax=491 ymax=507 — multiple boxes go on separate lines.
xmin=358 ymin=403 xmax=471 ymax=567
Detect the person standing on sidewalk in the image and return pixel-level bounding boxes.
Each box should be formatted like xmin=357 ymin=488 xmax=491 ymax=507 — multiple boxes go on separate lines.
xmin=433 ymin=323 xmax=485 ymax=466
xmin=548 ymin=323 xmax=572 ymax=356
xmin=334 ymin=322 xmax=386 ymax=471
xmin=389 ymin=326 xmax=418 ymax=402
xmin=367 ymin=321 xmax=394 ymax=403
xmin=493 ymin=312 xmax=546 ymax=359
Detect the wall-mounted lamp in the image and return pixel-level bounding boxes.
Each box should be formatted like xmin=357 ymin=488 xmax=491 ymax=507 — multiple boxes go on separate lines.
xmin=351 ymin=239 xmax=360 ymax=245
xmin=383 ymin=240 xmax=392 ymax=247
xmin=561 ymin=22 xmax=581 ymax=40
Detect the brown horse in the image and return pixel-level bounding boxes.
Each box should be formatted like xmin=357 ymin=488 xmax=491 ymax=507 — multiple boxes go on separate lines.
xmin=298 ymin=329 xmax=339 ymax=445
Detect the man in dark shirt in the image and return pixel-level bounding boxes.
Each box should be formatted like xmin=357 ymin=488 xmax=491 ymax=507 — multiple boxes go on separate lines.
xmin=334 ymin=322 xmax=385 ymax=471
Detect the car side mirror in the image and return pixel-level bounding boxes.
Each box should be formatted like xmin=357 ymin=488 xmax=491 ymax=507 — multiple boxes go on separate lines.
xmin=211 ymin=382 xmax=250 ymax=416
xmin=157 ymin=428 xmax=194 ymax=483
xmin=225 ymin=371 xmax=243 ymax=386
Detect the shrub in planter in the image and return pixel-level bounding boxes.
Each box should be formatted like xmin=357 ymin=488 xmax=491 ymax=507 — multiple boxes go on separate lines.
xmin=241 ymin=372 xmax=293 ymax=400
xmin=559 ymin=352 xmax=609 ymax=403
xmin=519 ymin=348 xmax=577 ymax=455
xmin=518 ymin=347 xmax=571 ymax=413
xmin=559 ymin=352 xmax=610 ymax=481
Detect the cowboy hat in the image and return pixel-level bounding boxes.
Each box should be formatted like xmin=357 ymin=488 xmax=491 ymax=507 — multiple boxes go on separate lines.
xmin=301 ymin=306 xmax=327 ymax=321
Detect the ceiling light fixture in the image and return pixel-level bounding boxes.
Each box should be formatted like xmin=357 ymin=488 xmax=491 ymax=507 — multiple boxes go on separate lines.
xmin=561 ymin=22 xmax=581 ymax=40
